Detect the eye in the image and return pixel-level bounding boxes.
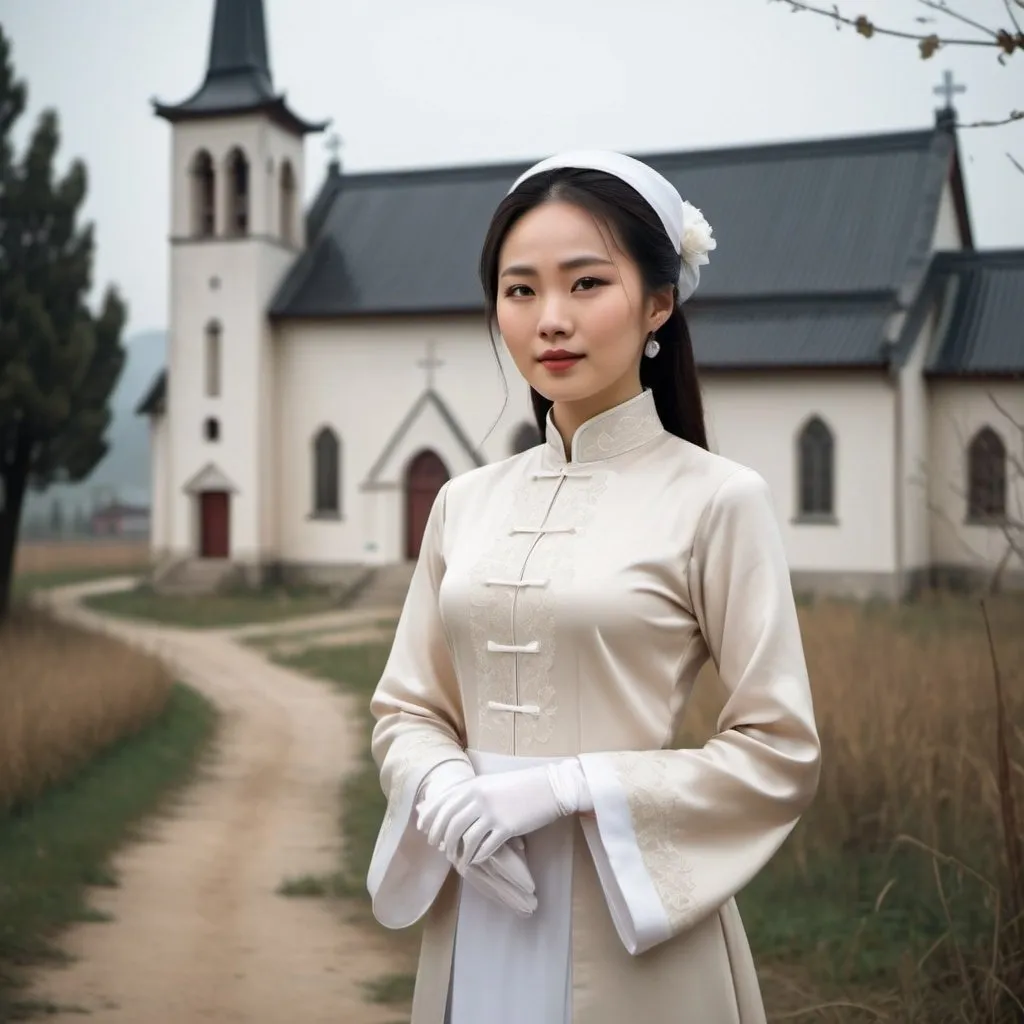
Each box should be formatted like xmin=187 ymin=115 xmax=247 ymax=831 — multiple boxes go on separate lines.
xmin=504 ymin=283 xmax=534 ymax=298
xmin=572 ymin=276 xmax=607 ymax=292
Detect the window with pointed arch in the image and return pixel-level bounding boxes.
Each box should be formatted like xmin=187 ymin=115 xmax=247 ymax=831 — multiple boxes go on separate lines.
xmin=191 ymin=150 xmax=216 ymax=237
xmin=796 ymin=416 xmax=835 ymax=520
xmin=280 ymin=159 xmax=296 ymax=245
xmin=966 ymin=426 xmax=1006 ymax=522
xmin=205 ymin=320 xmax=222 ymax=398
xmin=312 ymin=427 xmax=341 ymax=517
xmin=510 ymin=421 xmax=542 ymax=455
xmin=225 ymin=147 xmax=250 ymax=237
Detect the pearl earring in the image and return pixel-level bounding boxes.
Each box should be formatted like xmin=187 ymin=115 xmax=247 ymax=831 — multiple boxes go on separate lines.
xmin=644 ymin=333 xmax=661 ymax=359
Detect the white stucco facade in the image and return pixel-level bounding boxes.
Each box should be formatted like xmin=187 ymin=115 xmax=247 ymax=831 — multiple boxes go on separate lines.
xmin=162 ymin=116 xmax=306 ymax=573
xmin=702 ymin=372 xmax=898 ymax=595
xmin=928 ymin=380 xmax=1024 ymax=586
xmin=146 ymin=106 xmax=1023 ymax=599
xmin=273 ymin=316 xmax=534 ymax=568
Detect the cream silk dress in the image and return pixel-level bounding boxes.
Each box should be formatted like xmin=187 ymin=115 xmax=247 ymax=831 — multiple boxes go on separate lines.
xmin=367 ymin=389 xmax=821 ymax=1023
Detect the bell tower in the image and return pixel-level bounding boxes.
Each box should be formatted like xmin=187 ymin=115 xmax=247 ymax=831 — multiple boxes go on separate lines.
xmin=153 ymin=0 xmax=327 ymax=581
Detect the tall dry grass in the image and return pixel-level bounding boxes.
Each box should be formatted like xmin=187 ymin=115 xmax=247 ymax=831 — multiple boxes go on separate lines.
xmin=0 ymin=608 xmax=173 ymax=811
xmin=13 ymin=539 xmax=148 ymax=578
xmin=685 ymin=593 xmax=1024 ymax=1020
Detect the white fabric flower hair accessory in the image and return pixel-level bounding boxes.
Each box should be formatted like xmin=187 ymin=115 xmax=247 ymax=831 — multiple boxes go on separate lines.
xmin=508 ymin=150 xmax=716 ymax=304
xmin=679 ymin=201 xmax=717 ymax=302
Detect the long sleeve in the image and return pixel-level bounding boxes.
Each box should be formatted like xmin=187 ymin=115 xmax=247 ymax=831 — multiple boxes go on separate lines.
xmin=366 ymin=481 xmax=470 ymax=928
xmin=577 ymin=467 xmax=821 ymax=955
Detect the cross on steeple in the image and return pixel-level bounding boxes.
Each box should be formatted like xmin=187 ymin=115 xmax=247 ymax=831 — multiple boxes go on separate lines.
xmin=418 ymin=340 xmax=444 ymax=390
xmin=326 ymin=132 xmax=343 ymax=166
xmin=934 ymin=69 xmax=966 ymax=110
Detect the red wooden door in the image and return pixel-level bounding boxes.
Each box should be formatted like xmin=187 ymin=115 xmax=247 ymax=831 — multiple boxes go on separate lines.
xmin=405 ymin=451 xmax=449 ymax=560
xmin=199 ymin=491 xmax=230 ymax=558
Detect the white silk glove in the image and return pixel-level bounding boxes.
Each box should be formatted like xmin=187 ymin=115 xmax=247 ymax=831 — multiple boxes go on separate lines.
xmin=462 ymin=837 xmax=537 ymax=918
xmin=417 ymin=760 xmax=538 ymax=917
xmin=416 ymin=758 xmax=593 ymax=873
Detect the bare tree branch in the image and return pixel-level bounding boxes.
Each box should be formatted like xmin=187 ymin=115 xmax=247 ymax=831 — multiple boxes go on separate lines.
xmin=921 ymin=0 xmax=1002 ymax=40
xmin=959 ymin=111 xmax=1024 ymax=128
xmin=1004 ymin=0 xmax=1024 ymax=36
xmin=771 ymin=0 xmax=1024 ymax=56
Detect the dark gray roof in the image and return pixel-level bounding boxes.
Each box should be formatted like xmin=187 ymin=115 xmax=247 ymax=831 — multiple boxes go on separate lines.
xmin=927 ymin=250 xmax=1024 ymax=377
xmin=690 ymin=298 xmax=895 ymax=369
xmin=153 ymin=0 xmax=326 ymax=135
xmin=272 ymin=122 xmax=965 ymax=321
xmin=136 ymin=370 xmax=166 ymax=417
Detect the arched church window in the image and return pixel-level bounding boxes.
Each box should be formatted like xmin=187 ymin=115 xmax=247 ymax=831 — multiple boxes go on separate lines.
xmin=510 ymin=421 xmax=542 ymax=455
xmin=191 ymin=150 xmax=216 ymax=237
xmin=797 ymin=416 xmax=835 ymax=519
xmin=280 ymin=159 xmax=296 ymax=245
xmin=204 ymin=417 xmax=220 ymax=442
xmin=313 ymin=427 xmax=341 ymax=516
xmin=226 ymin=147 xmax=250 ymax=237
xmin=205 ymin=320 xmax=222 ymax=397
xmin=967 ymin=426 xmax=1006 ymax=521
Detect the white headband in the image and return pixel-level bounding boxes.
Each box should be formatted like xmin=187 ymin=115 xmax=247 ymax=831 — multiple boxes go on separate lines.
xmin=508 ymin=150 xmax=716 ymax=304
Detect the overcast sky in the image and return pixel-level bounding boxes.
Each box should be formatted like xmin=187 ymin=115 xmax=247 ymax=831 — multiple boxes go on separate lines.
xmin=3 ymin=0 xmax=1022 ymax=336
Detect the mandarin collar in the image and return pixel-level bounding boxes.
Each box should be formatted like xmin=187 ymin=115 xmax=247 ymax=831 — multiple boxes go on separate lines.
xmin=543 ymin=389 xmax=665 ymax=465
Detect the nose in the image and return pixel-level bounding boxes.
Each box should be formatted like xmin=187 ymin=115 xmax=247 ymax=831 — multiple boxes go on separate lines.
xmin=537 ymin=295 xmax=573 ymax=340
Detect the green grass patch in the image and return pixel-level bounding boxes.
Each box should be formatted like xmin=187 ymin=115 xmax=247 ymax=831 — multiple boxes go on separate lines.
xmin=245 ymin=618 xmax=399 ymax=652
xmin=361 ymin=971 xmax=416 ymax=1005
xmin=0 ymin=683 xmax=218 ymax=1019
xmin=273 ymin=643 xmax=392 ymax=896
xmin=12 ymin=566 xmax=143 ymax=601
xmin=81 ymin=583 xmax=343 ymax=629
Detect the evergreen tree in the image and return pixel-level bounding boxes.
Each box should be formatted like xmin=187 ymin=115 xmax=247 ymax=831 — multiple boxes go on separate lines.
xmin=0 ymin=25 xmax=127 ymax=617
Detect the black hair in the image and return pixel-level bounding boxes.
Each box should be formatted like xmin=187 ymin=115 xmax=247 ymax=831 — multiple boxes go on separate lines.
xmin=478 ymin=168 xmax=708 ymax=451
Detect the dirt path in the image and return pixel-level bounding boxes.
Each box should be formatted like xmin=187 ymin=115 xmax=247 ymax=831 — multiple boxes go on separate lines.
xmin=26 ymin=580 xmax=403 ymax=1024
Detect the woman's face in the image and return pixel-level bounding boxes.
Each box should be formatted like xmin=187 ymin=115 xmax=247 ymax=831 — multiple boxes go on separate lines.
xmin=496 ymin=200 xmax=672 ymax=415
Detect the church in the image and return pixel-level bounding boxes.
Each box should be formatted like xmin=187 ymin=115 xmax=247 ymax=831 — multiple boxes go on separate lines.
xmin=137 ymin=0 xmax=1024 ymax=600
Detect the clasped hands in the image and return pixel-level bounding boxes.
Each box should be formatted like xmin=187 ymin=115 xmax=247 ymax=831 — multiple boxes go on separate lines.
xmin=414 ymin=758 xmax=592 ymax=917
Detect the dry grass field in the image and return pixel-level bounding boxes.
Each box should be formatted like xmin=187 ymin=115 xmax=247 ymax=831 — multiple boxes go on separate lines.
xmin=0 ymin=599 xmax=215 ymax=1019
xmin=276 ymin=592 xmax=1024 ymax=1023
xmin=0 ymin=609 xmax=173 ymax=812
xmin=13 ymin=539 xmax=148 ymax=579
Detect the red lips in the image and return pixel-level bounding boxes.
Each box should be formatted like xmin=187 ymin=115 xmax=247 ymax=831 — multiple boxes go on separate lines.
xmin=538 ymin=349 xmax=583 ymax=362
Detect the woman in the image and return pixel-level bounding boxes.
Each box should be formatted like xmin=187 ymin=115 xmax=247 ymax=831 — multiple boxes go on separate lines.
xmin=366 ymin=151 xmax=821 ymax=1023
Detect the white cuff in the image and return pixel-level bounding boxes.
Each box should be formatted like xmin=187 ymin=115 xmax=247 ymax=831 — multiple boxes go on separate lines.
xmin=368 ymin=758 xmax=469 ymax=929
xmin=577 ymin=753 xmax=671 ymax=955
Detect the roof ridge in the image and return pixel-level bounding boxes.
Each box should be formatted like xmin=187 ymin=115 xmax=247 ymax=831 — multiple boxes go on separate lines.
xmin=327 ymin=126 xmax=940 ymax=190
xmin=935 ymin=247 xmax=1024 ymax=268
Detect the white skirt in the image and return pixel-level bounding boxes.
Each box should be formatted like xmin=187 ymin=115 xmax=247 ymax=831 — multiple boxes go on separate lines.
xmin=447 ymin=750 xmax=576 ymax=1024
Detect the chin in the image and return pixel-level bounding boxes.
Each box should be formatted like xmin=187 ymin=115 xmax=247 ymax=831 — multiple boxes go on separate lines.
xmin=528 ymin=375 xmax=595 ymax=404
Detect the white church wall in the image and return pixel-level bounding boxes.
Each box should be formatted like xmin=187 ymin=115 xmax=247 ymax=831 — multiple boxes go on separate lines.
xmin=930 ymin=178 xmax=963 ymax=252
xmin=702 ymin=372 xmax=898 ymax=596
xmin=274 ymin=315 xmax=534 ymax=567
xmin=928 ymin=380 xmax=1024 ymax=585
xmin=149 ymin=415 xmax=170 ymax=558
xmin=170 ymin=117 xmax=307 ymax=247
xmin=898 ymin=307 xmax=936 ymax=580
xmin=165 ymin=116 xmax=304 ymax=571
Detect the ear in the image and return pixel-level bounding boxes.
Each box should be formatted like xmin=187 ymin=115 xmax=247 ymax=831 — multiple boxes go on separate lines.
xmin=646 ymin=285 xmax=675 ymax=333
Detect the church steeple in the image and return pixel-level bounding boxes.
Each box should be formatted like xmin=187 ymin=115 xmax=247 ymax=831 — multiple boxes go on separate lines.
xmin=206 ymin=0 xmax=271 ymax=88
xmin=153 ymin=0 xmax=327 ymax=136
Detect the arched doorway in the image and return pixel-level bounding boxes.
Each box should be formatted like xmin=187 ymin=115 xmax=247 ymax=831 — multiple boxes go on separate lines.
xmin=405 ymin=450 xmax=449 ymax=560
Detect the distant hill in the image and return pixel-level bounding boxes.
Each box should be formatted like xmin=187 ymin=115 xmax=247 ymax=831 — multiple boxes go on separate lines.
xmin=22 ymin=330 xmax=167 ymax=527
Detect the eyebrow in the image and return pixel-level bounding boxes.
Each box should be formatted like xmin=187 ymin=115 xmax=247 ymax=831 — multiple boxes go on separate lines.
xmin=499 ymin=255 xmax=615 ymax=278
